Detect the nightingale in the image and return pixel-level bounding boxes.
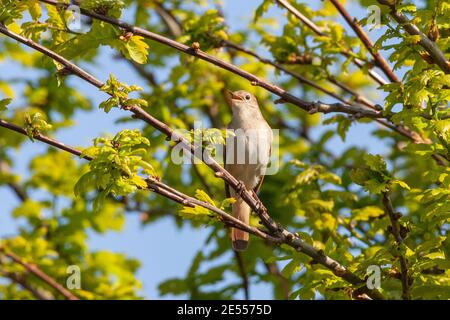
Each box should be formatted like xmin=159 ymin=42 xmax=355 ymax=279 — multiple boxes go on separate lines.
xmin=224 ymin=90 xmax=273 ymax=251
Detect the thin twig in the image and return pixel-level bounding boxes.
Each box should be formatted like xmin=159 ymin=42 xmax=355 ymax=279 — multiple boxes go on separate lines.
xmin=0 ymin=118 xmax=383 ymax=299
xmin=0 ymin=119 xmax=92 ymax=160
xmin=0 ymin=269 xmax=54 ymax=300
xmin=381 ymin=192 xmax=411 ymax=300
xmin=37 ymin=0 xmax=381 ymax=118
xmin=377 ymin=0 xmax=450 ymax=74
xmin=6 ymin=182 xmax=28 ymax=201
xmin=234 ymin=251 xmax=249 ymax=300
xmin=0 ymin=159 xmax=29 ymax=201
xmin=0 ymin=248 xmax=79 ymax=300
xmin=329 ymin=0 xmax=400 ymax=83
xmin=152 ymin=0 xmax=182 ymax=37
xmin=274 ymin=0 xmax=388 ymax=85
xmin=275 ymin=0 xmax=324 ymax=36
xmin=0 ymin=118 xmax=279 ymax=244
xmin=223 ymin=40 xmax=422 ymax=143
xmin=223 ymin=40 xmax=373 ymax=107
xmin=263 ymin=261 xmax=290 ymax=300
xmin=191 ymin=164 xmax=213 ymax=195
xmin=0 ymin=21 xmax=384 ymax=299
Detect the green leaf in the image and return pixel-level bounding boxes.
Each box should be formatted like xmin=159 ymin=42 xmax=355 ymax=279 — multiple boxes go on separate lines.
xmin=352 ymin=206 xmax=384 ymax=221
xmin=220 ymin=197 xmax=236 ymax=210
xmin=323 ymin=115 xmax=352 ymax=141
xmin=124 ymin=36 xmax=149 ymax=64
xmin=194 ymin=189 xmax=216 ymax=206
xmin=392 ymin=179 xmax=410 ymax=190
xmin=254 ymin=0 xmax=272 ymax=22
xmin=12 ymin=199 xmax=43 ymax=220
xmin=23 ymin=112 xmax=52 ymax=141
xmin=99 ymin=74 xmax=144 ymax=112
xmin=74 ymin=129 xmax=156 ymax=211
xmin=281 ymin=258 xmax=302 ymax=278
xmin=0 ymin=98 xmax=12 ymax=111
xmin=364 ymin=154 xmax=387 ymax=174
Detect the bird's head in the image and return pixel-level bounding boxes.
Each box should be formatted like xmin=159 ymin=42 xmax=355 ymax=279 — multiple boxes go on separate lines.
xmin=228 ymin=90 xmax=258 ymax=108
xmin=227 ymin=90 xmax=260 ymax=115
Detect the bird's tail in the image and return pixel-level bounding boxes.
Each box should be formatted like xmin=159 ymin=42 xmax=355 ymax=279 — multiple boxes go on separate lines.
xmin=231 ymin=199 xmax=250 ymax=251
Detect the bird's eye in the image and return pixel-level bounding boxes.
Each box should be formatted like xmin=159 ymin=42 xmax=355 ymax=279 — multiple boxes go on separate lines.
xmin=245 ymin=94 xmax=251 ymax=100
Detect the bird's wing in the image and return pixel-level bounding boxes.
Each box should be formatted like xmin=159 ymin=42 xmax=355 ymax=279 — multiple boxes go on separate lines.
xmin=223 ymin=143 xmax=231 ymax=198
xmin=254 ymin=144 xmax=271 ymax=193
xmin=253 ymin=175 xmax=265 ymax=193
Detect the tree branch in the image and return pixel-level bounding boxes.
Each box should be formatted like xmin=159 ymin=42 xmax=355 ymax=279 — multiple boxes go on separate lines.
xmin=275 ymin=0 xmax=324 ymax=36
xmin=146 ymin=3 xmax=392 ymax=135
xmin=0 ymin=23 xmax=282 ymax=236
xmin=0 ymin=119 xmax=279 ymax=244
xmin=37 ymin=0 xmax=381 ymax=119
xmin=0 ymin=160 xmax=29 ymax=201
xmin=145 ymin=176 xmax=280 ymax=242
xmin=0 ymin=22 xmax=384 ymax=299
xmin=234 ymin=251 xmax=249 ymax=300
xmin=329 ymin=0 xmax=400 ymax=83
xmin=223 ymin=40 xmax=423 ymax=143
xmin=0 ymin=247 xmax=79 ymax=300
xmin=0 ymin=118 xmax=384 ymax=299
xmin=381 ymin=192 xmax=411 ymax=300
xmin=0 ymin=269 xmax=54 ymax=300
xmin=151 ymin=0 xmax=183 ymax=37
xmin=263 ymin=261 xmax=290 ymax=300
xmin=0 ymin=119 xmax=93 ymax=161
xmin=377 ymin=0 xmax=450 ymax=74
xmin=222 ymin=40 xmax=375 ymax=108
xmin=274 ymin=0 xmax=388 ymax=85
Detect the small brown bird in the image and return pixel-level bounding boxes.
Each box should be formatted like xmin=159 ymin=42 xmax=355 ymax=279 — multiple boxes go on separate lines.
xmin=225 ymin=90 xmax=272 ymax=251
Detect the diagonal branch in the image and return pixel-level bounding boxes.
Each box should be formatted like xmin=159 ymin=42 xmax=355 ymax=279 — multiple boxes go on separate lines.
xmin=152 ymin=0 xmax=182 ymax=37
xmin=0 ymin=247 xmax=79 ymax=300
xmin=263 ymin=261 xmax=290 ymax=300
xmin=377 ymin=0 xmax=450 ymax=74
xmin=0 ymin=119 xmax=279 ymax=244
xmin=0 ymin=22 xmax=281 ymax=236
xmin=222 ymin=40 xmax=376 ymax=108
xmin=274 ymin=0 xmax=388 ymax=85
xmin=37 ymin=0 xmax=381 ymax=118
xmin=0 ymin=120 xmax=93 ymax=161
xmin=381 ymin=192 xmax=411 ymax=300
xmin=0 ymin=118 xmax=383 ymax=299
xmin=0 ymin=19 xmax=384 ymax=299
xmin=0 ymin=160 xmax=29 ymax=201
xmin=145 ymin=176 xmax=279 ymax=242
xmin=6 ymin=181 xmax=28 ymax=201
xmin=0 ymin=269 xmax=54 ymax=300
xmin=274 ymin=0 xmax=324 ymax=36
xmin=147 ymin=2 xmax=396 ymax=138
xmin=328 ymin=0 xmax=400 ymax=83
xmin=222 ymin=40 xmax=424 ymax=143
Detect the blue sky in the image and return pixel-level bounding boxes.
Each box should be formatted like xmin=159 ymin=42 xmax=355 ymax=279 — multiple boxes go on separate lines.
xmin=0 ymin=0 xmax=391 ymax=299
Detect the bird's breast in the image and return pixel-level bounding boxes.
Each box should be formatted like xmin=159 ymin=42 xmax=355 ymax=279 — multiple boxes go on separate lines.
xmin=224 ymin=125 xmax=272 ymax=189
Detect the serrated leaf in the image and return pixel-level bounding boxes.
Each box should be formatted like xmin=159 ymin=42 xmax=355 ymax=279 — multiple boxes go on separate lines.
xmin=124 ymin=36 xmax=149 ymax=64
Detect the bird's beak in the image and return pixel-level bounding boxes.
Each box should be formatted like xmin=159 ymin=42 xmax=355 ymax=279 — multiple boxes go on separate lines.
xmin=227 ymin=90 xmax=242 ymax=101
